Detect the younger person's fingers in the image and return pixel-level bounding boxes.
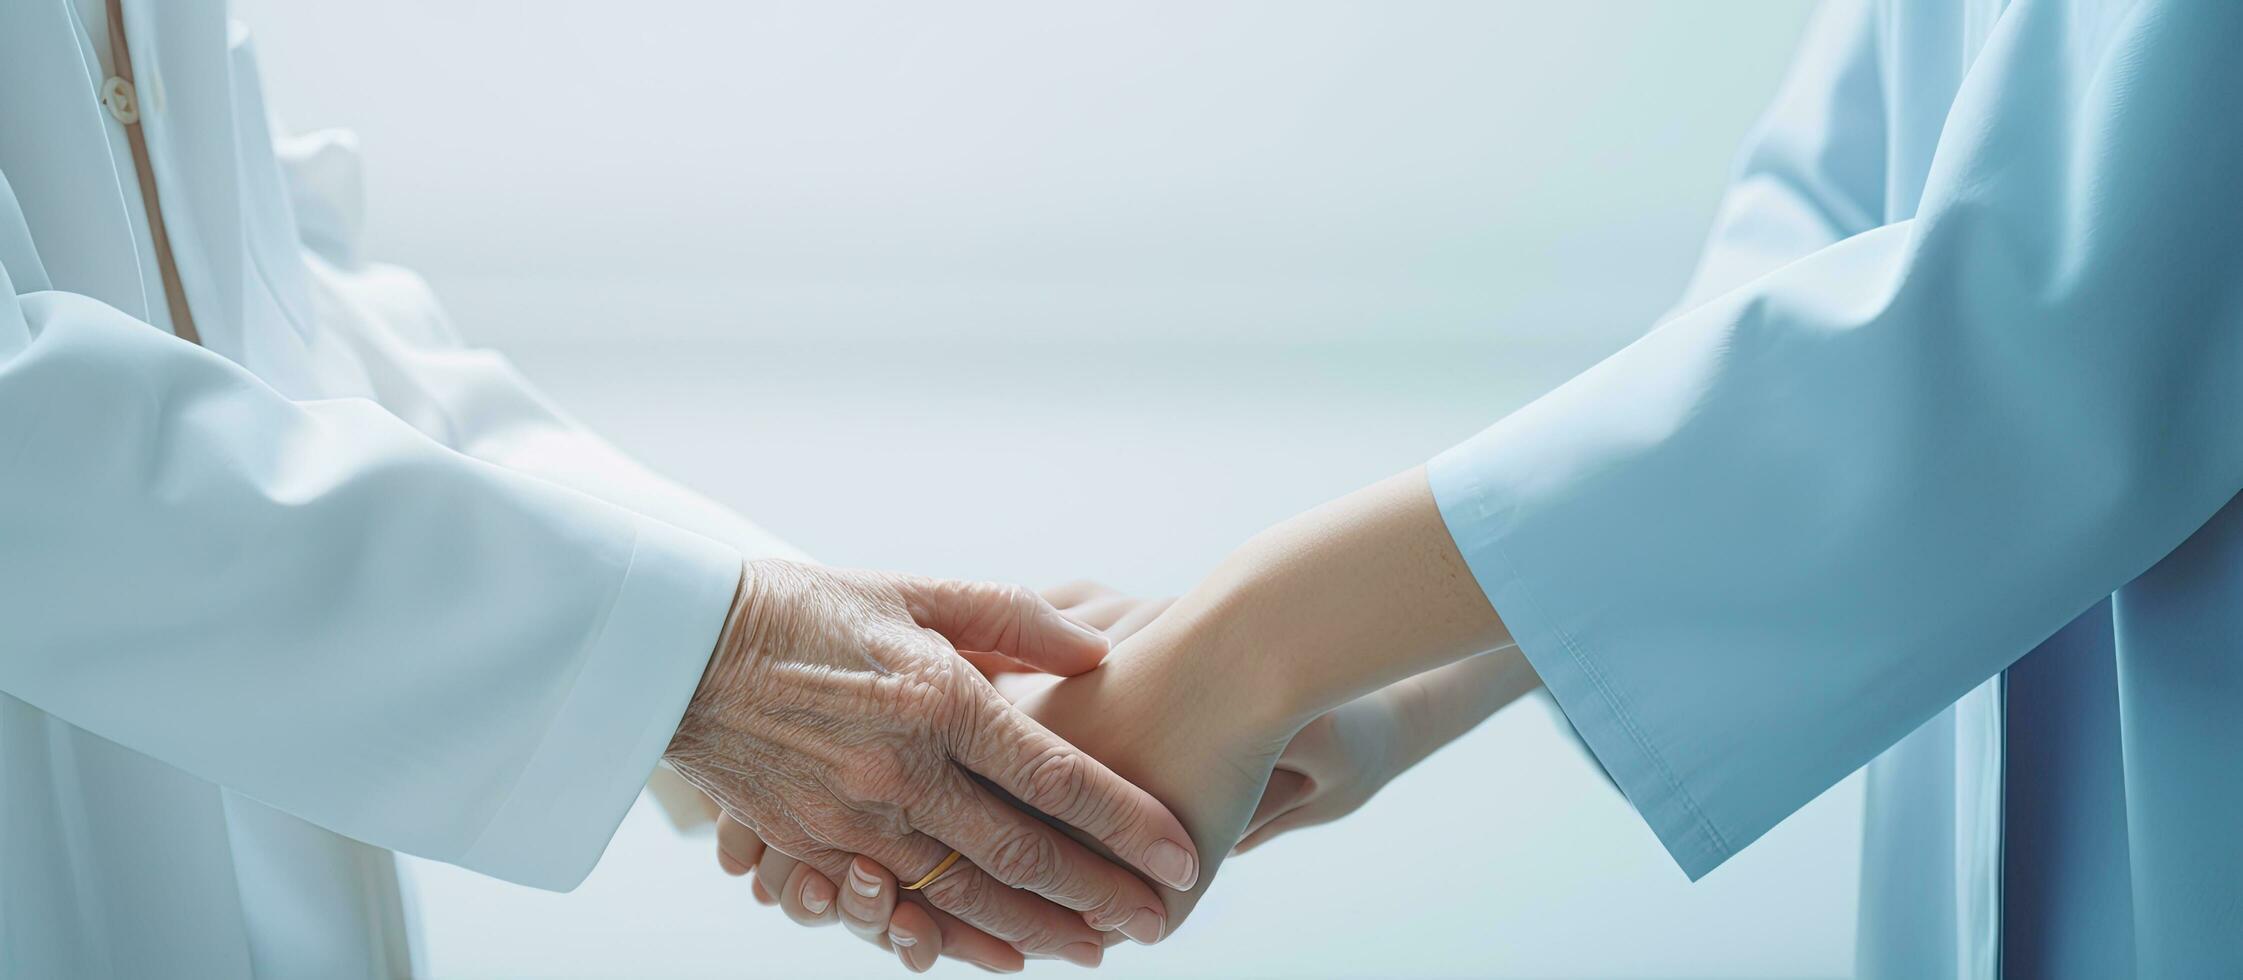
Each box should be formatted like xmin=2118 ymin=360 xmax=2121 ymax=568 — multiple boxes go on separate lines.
xmin=916 ymin=901 xmax=1025 ymax=974
xmin=886 ymin=901 xmax=943 ymax=973
xmin=752 ymin=844 xmax=800 ymax=907
xmin=1235 ymin=807 xmax=1322 ymax=855
xmin=1037 ymin=580 xmax=1117 ymax=610
xmin=1104 ymin=597 xmax=1176 ymax=643
xmin=1243 ymin=768 xmax=1313 ymax=840
xmin=761 ymin=846 xmax=840 ymax=927
xmin=784 ymin=862 xmax=840 ymax=926
xmin=838 ymin=855 xmax=900 ymax=943
xmin=716 ymin=816 xmax=766 ymax=876
xmin=960 ymin=650 xmax=1032 ymax=677
xmin=1057 ymin=595 xmax=1139 ymax=631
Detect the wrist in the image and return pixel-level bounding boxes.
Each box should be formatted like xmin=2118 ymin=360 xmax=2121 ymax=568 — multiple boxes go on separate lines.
xmin=1121 ymin=533 xmax=1341 ymax=742
xmin=668 ymin=560 xmax=758 ymax=762
xmin=1106 ymin=566 xmax=1306 ymax=751
xmin=1145 ymin=468 xmax=1512 ymax=735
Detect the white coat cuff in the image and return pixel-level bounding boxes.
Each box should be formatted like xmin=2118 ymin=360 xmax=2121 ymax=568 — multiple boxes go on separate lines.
xmin=457 ymin=517 xmax=741 ymax=890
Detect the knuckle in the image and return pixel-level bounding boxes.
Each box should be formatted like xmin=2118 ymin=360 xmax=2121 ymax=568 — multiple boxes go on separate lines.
xmin=921 ymin=865 xmax=995 ymax=922
xmin=1022 ymin=750 xmax=1091 ymax=819
xmin=984 ymin=829 xmax=1062 ymax=893
xmin=1001 ymin=582 xmax=1040 ymax=613
xmin=1079 ymin=873 xmax=1133 ymax=927
xmin=1002 ymin=585 xmax=1043 ymax=638
xmin=1008 ymin=917 xmax=1067 ymax=954
xmin=906 ymin=661 xmax=993 ymax=747
xmin=833 ymin=749 xmax=913 ymax=803
xmin=1090 ymin=891 xmax=1134 ymax=929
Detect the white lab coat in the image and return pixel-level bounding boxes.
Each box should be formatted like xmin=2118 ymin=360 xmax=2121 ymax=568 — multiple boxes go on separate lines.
xmin=0 ymin=2 xmax=802 ymax=976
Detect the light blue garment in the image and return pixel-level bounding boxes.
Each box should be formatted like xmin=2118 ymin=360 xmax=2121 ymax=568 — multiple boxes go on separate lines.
xmin=1429 ymin=0 xmax=2243 ymax=975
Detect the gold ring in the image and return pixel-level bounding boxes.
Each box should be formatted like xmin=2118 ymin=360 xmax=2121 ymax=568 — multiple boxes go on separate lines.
xmin=902 ymin=850 xmax=964 ymax=891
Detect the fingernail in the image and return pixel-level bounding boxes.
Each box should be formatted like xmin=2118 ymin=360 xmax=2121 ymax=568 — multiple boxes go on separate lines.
xmin=1057 ymin=943 xmax=1103 ymax=968
xmin=1117 ymin=907 xmax=1165 ymax=945
xmin=888 ymin=926 xmax=917 ymax=948
xmin=803 ymin=883 xmax=831 ymax=914
xmin=849 ymin=864 xmax=883 ymax=898
xmin=1144 ymin=838 xmax=1198 ymax=890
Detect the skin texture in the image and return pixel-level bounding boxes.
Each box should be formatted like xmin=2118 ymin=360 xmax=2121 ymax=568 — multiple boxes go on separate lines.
xmin=664 ymin=560 xmax=1201 ymax=958
xmin=719 ymin=469 xmax=1532 ymax=972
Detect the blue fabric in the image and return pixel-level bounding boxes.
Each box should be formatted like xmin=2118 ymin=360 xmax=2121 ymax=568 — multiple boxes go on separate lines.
xmin=1429 ymin=0 xmax=2243 ymax=973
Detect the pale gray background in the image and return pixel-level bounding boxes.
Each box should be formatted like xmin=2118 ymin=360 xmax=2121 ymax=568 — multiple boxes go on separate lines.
xmin=242 ymin=2 xmax=1852 ymax=976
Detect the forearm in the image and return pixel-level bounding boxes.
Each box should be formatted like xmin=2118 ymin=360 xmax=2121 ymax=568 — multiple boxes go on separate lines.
xmin=1141 ymin=466 xmax=1521 ymax=735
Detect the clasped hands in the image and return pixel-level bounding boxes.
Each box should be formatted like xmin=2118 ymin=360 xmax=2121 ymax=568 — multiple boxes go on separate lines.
xmin=664 ymin=472 xmax=1527 ymax=973
xmin=663 ymin=562 xmax=1206 ymax=970
xmin=672 ymin=573 xmax=1472 ymax=973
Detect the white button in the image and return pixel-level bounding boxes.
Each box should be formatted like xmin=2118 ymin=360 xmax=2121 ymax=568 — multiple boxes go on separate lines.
xmin=100 ymin=76 xmax=139 ymax=125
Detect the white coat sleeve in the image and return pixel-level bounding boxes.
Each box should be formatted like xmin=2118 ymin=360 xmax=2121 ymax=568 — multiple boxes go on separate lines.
xmin=1428 ymin=0 xmax=2243 ymax=879
xmin=274 ymin=129 xmax=808 ymax=564
xmin=0 ymin=235 xmax=742 ymax=891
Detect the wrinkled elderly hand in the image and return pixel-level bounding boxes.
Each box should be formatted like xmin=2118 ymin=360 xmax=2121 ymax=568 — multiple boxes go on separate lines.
xmin=713 ymin=581 xmax=1179 ymax=972
xmin=665 ymin=561 xmax=1200 ymax=959
xmin=719 ymin=580 xmax=1293 ymax=972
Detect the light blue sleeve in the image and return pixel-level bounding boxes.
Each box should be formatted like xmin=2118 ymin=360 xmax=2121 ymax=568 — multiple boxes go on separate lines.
xmin=1658 ymin=0 xmax=1887 ymax=316
xmin=1430 ymin=0 xmax=2243 ymax=879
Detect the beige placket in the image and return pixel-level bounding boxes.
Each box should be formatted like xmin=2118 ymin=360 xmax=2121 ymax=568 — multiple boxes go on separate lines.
xmin=99 ymin=0 xmax=200 ymax=346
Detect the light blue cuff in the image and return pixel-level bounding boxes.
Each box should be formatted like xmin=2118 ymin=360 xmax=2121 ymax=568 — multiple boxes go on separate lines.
xmin=1427 ymin=444 xmax=1734 ymax=880
xmin=458 ymin=517 xmax=741 ymax=891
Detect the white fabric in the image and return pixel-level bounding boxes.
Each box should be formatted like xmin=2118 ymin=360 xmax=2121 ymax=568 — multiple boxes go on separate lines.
xmin=0 ymin=2 xmax=804 ymax=976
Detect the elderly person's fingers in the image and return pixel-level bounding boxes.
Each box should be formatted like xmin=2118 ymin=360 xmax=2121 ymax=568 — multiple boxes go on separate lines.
xmin=950 ymin=694 xmax=1198 ymax=936
xmin=716 ymin=819 xmax=1027 ymax=974
xmin=883 ymin=900 xmax=1027 ymax=974
xmin=908 ymin=765 xmax=1167 ymax=940
xmin=895 ymin=577 xmax=1111 ymax=676
xmin=855 ymin=835 xmax=1105 ymax=963
xmin=910 ymin=901 xmax=1026 ymax=973
xmin=896 ymin=575 xmax=1199 ymax=925
xmin=958 ymin=649 xmax=1031 ymax=676
xmin=667 ymin=561 xmax=1195 ymax=956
